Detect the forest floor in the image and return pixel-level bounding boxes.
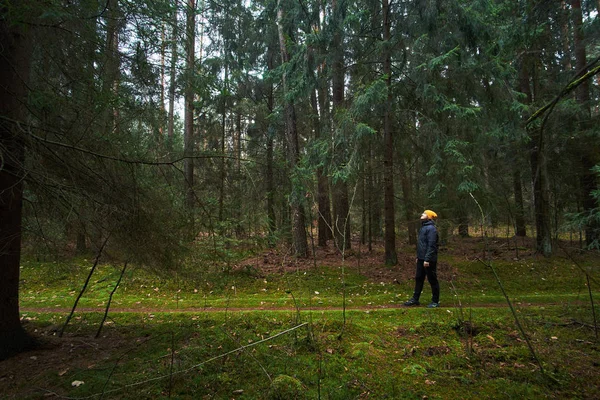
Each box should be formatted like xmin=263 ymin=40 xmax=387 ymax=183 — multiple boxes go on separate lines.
xmin=3 ymin=234 xmax=599 ymax=399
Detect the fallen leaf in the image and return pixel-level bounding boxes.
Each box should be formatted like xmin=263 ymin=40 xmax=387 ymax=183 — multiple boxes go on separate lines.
xmin=58 ymin=369 xmax=69 ymax=376
xmin=425 ymin=379 xmax=436 ymax=385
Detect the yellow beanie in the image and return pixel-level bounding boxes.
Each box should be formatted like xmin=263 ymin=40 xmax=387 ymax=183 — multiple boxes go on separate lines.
xmin=424 ymin=210 xmax=438 ymax=219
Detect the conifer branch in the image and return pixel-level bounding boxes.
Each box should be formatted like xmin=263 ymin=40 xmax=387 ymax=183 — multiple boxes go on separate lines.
xmin=526 ymin=56 xmax=600 ymax=126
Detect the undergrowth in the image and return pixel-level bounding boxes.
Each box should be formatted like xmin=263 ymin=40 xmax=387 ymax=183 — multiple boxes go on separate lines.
xmin=4 ymin=236 xmax=599 ymax=399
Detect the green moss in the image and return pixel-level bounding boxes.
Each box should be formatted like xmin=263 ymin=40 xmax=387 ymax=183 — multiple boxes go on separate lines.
xmin=268 ymin=375 xmax=306 ymax=400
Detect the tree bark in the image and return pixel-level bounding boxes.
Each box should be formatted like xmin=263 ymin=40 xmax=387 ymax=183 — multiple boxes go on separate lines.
xmin=308 ymin=40 xmax=332 ymax=247
xmin=560 ymin=1 xmax=572 ymax=71
xmin=0 ymin=4 xmax=35 ymax=359
xmin=219 ymin=63 xmax=228 ymax=222
xmin=167 ymin=0 xmax=179 ymax=141
xmin=184 ymin=0 xmax=196 ymax=209
xmin=458 ymin=211 xmax=470 ymax=238
xmin=331 ymin=0 xmax=351 ymax=252
xmin=382 ymin=0 xmax=397 ymax=265
xmin=401 ymin=158 xmax=417 ymax=245
xmin=520 ymin=56 xmax=552 ymax=256
xmin=367 ymin=144 xmax=374 ymax=251
xmin=102 ymin=0 xmax=121 ymax=135
xmin=316 ymin=55 xmax=333 ymax=245
xmin=513 ymin=168 xmax=527 ymax=237
xmin=160 ymin=23 xmax=166 ymax=137
xmin=277 ymin=1 xmax=308 ymax=257
xmin=572 ymin=0 xmax=599 ymax=247
xmin=266 ymin=45 xmax=277 ymax=242
xmin=529 ymin=129 xmax=552 ymax=256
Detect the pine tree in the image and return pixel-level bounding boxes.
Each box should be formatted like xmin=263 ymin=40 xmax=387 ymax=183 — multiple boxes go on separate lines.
xmin=382 ymin=0 xmax=397 ymax=265
xmin=0 ymin=0 xmax=36 ymax=360
xmin=184 ymin=0 xmax=196 ymax=209
xmin=277 ymin=0 xmax=308 ymax=257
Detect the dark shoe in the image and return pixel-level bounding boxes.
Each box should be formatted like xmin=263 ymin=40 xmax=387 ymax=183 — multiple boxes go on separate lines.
xmin=427 ymin=302 xmax=440 ymax=308
xmin=404 ymin=298 xmax=420 ymax=306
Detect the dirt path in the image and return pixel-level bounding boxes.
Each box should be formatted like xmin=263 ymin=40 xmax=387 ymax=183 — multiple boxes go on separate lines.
xmin=20 ymin=301 xmax=575 ymax=314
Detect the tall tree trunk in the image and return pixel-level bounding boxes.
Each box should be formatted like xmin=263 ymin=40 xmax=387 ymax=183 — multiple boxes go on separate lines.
xmin=331 ymin=0 xmax=351 ymax=252
xmin=308 ymin=43 xmax=332 ymax=247
xmin=513 ymin=168 xmax=527 ymax=237
xmin=76 ymin=223 xmax=87 ymax=254
xmin=573 ymin=0 xmax=599 ymax=247
xmin=312 ymin=88 xmax=333 ymax=247
xmin=266 ymin=45 xmax=277 ymax=242
xmin=316 ymin=59 xmax=333 ymax=245
xmin=277 ymin=1 xmax=308 ymax=257
xmin=560 ymin=1 xmax=572 ymax=71
xmin=219 ymin=63 xmax=228 ymax=222
xmin=0 ymin=3 xmax=35 ymax=359
xmin=361 ymin=168 xmax=367 ymax=245
xmin=233 ymin=109 xmax=242 ymax=235
xmin=518 ymin=0 xmax=552 ymax=255
xmin=401 ymin=158 xmax=417 ymax=245
xmin=184 ymin=0 xmax=196 ymax=209
xmin=235 ymin=112 xmax=242 ymax=173
xmin=521 ymin=58 xmax=552 ymax=256
xmin=458 ymin=208 xmax=470 ymax=238
xmin=529 ymin=128 xmax=552 ymax=256
xmin=266 ymin=131 xmax=276 ymax=241
xmin=597 ymin=0 xmax=600 ymax=103
xmin=382 ymin=0 xmax=397 ymax=265
xmin=102 ymin=0 xmax=121 ymax=135
xmin=371 ymin=171 xmax=382 ymax=240
xmin=167 ymin=0 xmax=179 ymax=141
xmin=367 ymin=144 xmax=374 ymax=251
xmin=315 ymin=115 xmax=332 ymax=247
xmin=317 ymin=0 xmax=333 ymax=245
xmin=159 ymin=23 xmax=166 ymax=137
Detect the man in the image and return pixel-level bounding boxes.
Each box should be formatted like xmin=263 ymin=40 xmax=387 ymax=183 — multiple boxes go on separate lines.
xmin=404 ymin=210 xmax=440 ymax=308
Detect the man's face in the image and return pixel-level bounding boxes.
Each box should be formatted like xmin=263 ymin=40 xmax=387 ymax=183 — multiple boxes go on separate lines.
xmin=420 ymin=212 xmax=428 ymax=221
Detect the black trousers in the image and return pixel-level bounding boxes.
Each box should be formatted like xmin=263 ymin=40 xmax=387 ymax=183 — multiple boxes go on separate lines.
xmin=412 ymin=259 xmax=440 ymax=303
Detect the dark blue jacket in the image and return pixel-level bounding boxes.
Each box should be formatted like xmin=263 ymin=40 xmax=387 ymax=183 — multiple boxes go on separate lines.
xmin=417 ymin=220 xmax=438 ymax=262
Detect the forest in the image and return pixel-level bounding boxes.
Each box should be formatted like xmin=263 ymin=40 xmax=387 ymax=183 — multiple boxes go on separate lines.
xmin=1 ymin=0 xmax=599 ymax=398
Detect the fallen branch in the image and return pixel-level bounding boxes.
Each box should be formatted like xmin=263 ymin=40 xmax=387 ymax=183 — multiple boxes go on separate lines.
xmin=59 ymin=236 xmax=110 ymax=338
xmin=470 ymin=192 xmax=547 ymax=377
xmin=525 ymin=56 xmax=600 ymax=126
xmin=542 ymin=319 xmax=598 ymax=330
xmin=58 ymin=322 xmax=308 ymax=399
xmin=555 ymin=242 xmax=598 ymax=339
xmin=95 ymin=261 xmax=128 ymax=339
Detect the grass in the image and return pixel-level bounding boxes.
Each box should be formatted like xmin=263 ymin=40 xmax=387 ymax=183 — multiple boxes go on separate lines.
xmin=4 ymin=236 xmax=600 ymax=399
xmin=19 ymin=260 xmax=406 ymax=310
xmin=11 ymin=307 xmax=599 ymax=399
xmin=19 ymin=255 xmax=592 ymax=310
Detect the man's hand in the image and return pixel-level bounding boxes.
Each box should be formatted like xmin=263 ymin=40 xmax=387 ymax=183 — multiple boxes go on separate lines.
xmin=423 ymin=261 xmax=430 ymax=268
